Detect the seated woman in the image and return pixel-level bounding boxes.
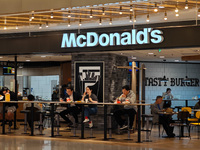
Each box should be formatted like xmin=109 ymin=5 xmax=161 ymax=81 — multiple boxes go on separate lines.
xmin=81 ymin=86 xmax=98 ymax=128
xmin=23 ymin=94 xmax=42 ymax=129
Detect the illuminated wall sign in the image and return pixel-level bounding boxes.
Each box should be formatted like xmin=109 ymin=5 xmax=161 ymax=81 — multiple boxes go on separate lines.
xmin=61 ymin=28 xmax=164 ymax=48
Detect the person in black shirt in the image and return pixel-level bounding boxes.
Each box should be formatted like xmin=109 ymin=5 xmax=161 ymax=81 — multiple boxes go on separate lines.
xmin=59 ymin=86 xmax=82 ymax=127
xmin=82 ymin=86 xmax=98 ymax=128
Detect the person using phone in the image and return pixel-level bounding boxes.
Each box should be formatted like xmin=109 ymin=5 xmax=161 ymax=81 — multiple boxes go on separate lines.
xmin=82 ymin=86 xmax=98 ymax=128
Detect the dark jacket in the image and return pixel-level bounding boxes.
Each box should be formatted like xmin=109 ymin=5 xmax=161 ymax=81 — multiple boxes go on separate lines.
xmin=64 ymin=91 xmax=82 ymax=111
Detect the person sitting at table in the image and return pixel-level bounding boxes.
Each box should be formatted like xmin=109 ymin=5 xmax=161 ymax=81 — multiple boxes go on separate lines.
xmin=23 ymin=94 xmax=42 ymax=129
xmin=151 ymin=95 xmax=175 ymax=137
xmin=82 ymin=86 xmax=98 ymax=128
xmin=59 ymin=86 xmax=82 ymax=127
xmin=0 ymin=87 xmax=18 ymax=127
xmin=162 ymin=88 xmax=173 ymax=108
xmin=113 ymin=85 xmax=136 ymax=130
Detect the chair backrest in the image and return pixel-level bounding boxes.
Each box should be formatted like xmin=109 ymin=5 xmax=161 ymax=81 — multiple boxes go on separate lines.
xmin=178 ymin=111 xmax=190 ymax=121
xmin=196 ymin=111 xmax=200 ymax=119
xmin=181 ymin=107 xmax=192 ymax=113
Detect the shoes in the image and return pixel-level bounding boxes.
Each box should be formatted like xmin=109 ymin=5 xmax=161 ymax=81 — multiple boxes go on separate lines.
xmin=168 ymin=133 xmax=175 ymax=138
xmin=89 ymin=121 xmax=93 ymax=128
xmin=83 ymin=118 xmax=89 ymax=123
xmin=120 ymin=125 xmax=128 ymax=130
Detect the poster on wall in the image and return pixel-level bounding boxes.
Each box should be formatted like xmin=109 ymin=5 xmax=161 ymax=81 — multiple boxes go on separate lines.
xmin=74 ymin=61 xmax=104 ymax=102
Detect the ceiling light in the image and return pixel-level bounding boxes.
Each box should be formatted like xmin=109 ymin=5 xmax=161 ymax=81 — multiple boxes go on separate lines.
xmin=50 ymin=12 xmax=54 ymax=18
xmin=68 ymin=19 xmax=71 ymax=27
xmin=134 ymin=12 xmax=136 ymax=22
xmin=175 ymin=60 xmax=179 ymax=62
xmin=109 ymin=17 xmax=112 ymax=25
xmin=198 ymin=13 xmax=200 ymax=17
xmin=0 ymin=57 xmax=3 ymax=58
xmin=146 ymin=14 xmax=150 ymax=22
xmin=132 ymin=56 xmax=137 ymax=59
xmin=175 ymin=13 xmax=179 ymax=17
xmin=175 ymin=7 xmax=179 ymax=13
xmin=41 ymin=56 xmax=46 ymax=58
xmin=148 ymin=53 xmax=154 ymax=55
xmin=129 ymin=14 xmax=132 ymax=22
xmin=160 ymin=76 xmax=168 ymax=82
xmin=183 ymin=76 xmax=191 ymax=82
xmin=68 ymin=10 xmax=71 ymax=18
xmin=31 ymin=13 xmax=34 ymax=19
xmin=164 ymin=11 xmax=167 ymax=20
xmin=16 ymin=25 xmax=18 ymax=29
xmin=39 ymin=24 xmax=42 ymax=29
xmin=46 ymin=22 xmax=49 ymax=28
xmin=160 ymin=56 xmax=165 ymax=58
xmin=119 ymin=6 xmax=122 ymax=14
xmin=79 ymin=19 xmax=82 ymax=26
xmin=4 ymin=26 xmax=6 ymax=30
xmin=130 ymin=5 xmax=133 ymax=11
xmin=102 ymin=7 xmax=105 ymax=15
xmin=185 ymin=0 xmax=188 ymax=9
xmin=29 ymin=17 xmax=32 ymax=21
xmin=154 ymin=3 xmax=158 ymax=12
xmin=26 ymin=60 xmax=30 ymax=62
xmin=99 ymin=18 xmax=102 ymax=25
xmin=90 ymin=9 xmax=93 ymax=18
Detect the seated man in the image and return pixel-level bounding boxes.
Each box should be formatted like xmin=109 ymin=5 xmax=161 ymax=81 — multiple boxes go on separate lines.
xmin=59 ymin=86 xmax=82 ymax=127
xmin=151 ymin=95 xmax=175 ymax=137
xmin=113 ymin=85 xmax=137 ymax=130
xmin=0 ymin=87 xmax=18 ymax=127
xmin=23 ymin=94 xmax=42 ymax=128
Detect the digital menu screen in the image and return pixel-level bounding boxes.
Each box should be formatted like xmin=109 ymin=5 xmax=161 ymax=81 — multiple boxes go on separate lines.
xmin=3 ymin=67 xmax=15 ymax=75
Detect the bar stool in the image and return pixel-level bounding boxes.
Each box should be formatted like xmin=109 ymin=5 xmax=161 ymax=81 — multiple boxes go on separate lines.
xmin=86 ymin=114 xmax=98 ymax=138
xmin=123 ymin=114 xmax=132 ymax=140
xmin=20 ymin=110 xmax=30 ymax=134
xmin=43 ymin=111 xmax=51 ymax=128
xmin=70 ymin=115 xmax=80 ymax=137
xmin=54 ymin=111 xmax=62 ymax=136
xmin=141 ymin=114 xmax=153 ymax=142
xmin=107 ymin=113 xmax=115 ymax=139
xmin=35 ymin=110 xmax=45 ymax=135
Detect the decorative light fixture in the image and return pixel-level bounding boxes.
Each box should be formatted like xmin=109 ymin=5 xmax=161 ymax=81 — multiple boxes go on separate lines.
xmin=99 ymin=18 xmax=102 ymax=25
xmin=154 ymin=3 xmax=158 ymax=12
xmin=29 ymin=16 xmax=32 ymax=21
xmin=102 ymin=7 xmax=105 ymax=15
xmin=160 ymin=60 xmax=168 ymax=82
xmin=164 ymin=11 xmax=167 ymax=20
xmin=16 ymin=25 xmax=18 ymax=29
xmin=146 ymin=14 xmax=150 ymax=22
xmin=119 ymin=6 xmax=122 ymax=14
xmin=68 ymin=10 xmax=71 ymax=18
xmin=175 ymin=6 xmax=179 ymax=13
xmin=39 ymin=24 xmax=42 ymax=29
xmin=109 ymin=17 xmax=112 ymax=25
xmin=31 ymin=13 xmax=34 ymax=19
xmin=79 ymin=19 xmax=82 ymax=26
xmin=129 ymin=14 xmax=132 ymax=22
xmin=46 ymin=22 xmax=49 ymax=28
xmin=175 ymin=13 xmax=179 ymax=17
xmin=130 ymin=5 xmax=133 ymax=11
xmin=183 ymin=61 xmax=191 ymax=82
xmin=90 ymin=9 xmax=93 ymax=18
xmin=185 ymin=0 xmax=188 ymax=9
xmin=134 ymin=11 xmax=136 ymax=22
xmin=68 ymin=19 xmax=71 ymax=27
xmin=4 ymin=26 xmax=7 ymax=30
xmin=50 ymin=12 xmax=54 ymax=18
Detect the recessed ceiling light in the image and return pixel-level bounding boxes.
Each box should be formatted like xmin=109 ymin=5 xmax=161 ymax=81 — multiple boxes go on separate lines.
xmin=0 ymin=57 xmax=3 ymax=58
xmin=41 ymin=56 xmax=46 ymax=58
xmin=132 ymin=56 xmax=137 ymax=59
xmin=175 ymin=60 xmax=179 ymax=62
xmin=160 ymin=56 xmax=165 ymax=58
xmin=120 ymin=53 xmax=123 ymax=55
xmin=26 ymin=60 xmax=30 ymax=62
xmin=148 ymin=53 xmax=154 ymax=55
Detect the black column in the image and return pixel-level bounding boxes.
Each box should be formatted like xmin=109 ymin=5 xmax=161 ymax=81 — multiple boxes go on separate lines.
xmin=14 ymin=56 xmax=17 ymax=129
xmin=30 ymin=103 xmax=34 ymax=136
xmin=50 ymin=103 xmax=55 ymax=137
xmin=104 ymin=105 xmax=108 ymax=140
xmin=137 ymin=105 xmax=142 ymax=143
xmin=80 ymin=104 xmax=85 ymax=139
xmin=2 ymin=103 xmax=6 ymax=134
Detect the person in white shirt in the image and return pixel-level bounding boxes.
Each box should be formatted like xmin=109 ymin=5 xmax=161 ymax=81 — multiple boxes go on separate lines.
xmin=113 ymin=85 xmax=136 ymax=130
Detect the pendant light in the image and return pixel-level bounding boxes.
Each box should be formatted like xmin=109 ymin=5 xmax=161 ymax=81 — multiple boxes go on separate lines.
xmin=161 ymin=60 xmax=168 ymax=82
xmin=183 ymin=61 xmax=191 ymax=82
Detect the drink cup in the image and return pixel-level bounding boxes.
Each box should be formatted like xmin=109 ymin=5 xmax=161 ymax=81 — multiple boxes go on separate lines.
xmin=66 ymin=98 xmax=71 ymax=102
xmin=85 ymin=99 xmax=88 ymax=103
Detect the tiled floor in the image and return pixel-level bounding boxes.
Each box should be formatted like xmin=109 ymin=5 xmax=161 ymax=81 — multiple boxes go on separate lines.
xmin=0 ymin=123 xmax=199 ymax=150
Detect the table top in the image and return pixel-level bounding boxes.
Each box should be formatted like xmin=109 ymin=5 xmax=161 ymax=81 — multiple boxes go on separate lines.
xmin=0 ymin=100 xmax=152 ymax=106
xmin=158 ymin=111 xmax=178 ymax=115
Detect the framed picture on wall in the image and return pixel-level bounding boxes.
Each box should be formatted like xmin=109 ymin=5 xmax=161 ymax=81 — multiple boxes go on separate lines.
xmin=74 ymin=61 xmax=104 ymax=102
